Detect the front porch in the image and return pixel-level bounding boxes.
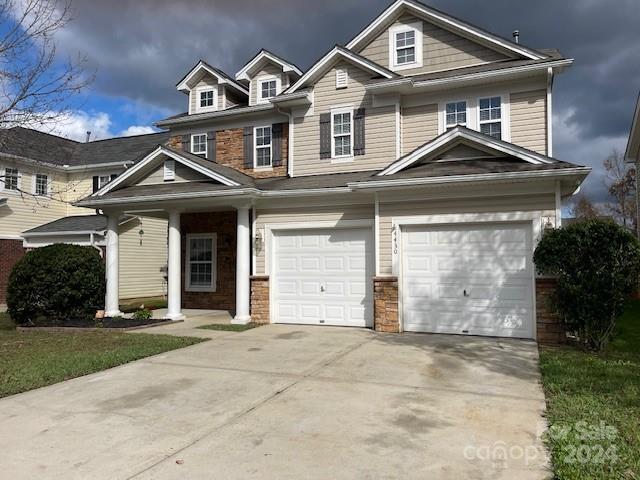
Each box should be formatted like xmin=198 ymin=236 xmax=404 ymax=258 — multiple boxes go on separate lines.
xmin=104 ymin=207 xmax=253 ymax=324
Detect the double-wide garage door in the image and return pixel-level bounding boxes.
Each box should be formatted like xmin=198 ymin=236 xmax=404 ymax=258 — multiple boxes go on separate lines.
xmin=402 ymin=223 xmax=534 ymax=339
xmin=273 ymin=228 xmax=374 ymax=327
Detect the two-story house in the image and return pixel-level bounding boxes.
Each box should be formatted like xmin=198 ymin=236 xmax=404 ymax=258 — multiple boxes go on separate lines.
xmin=79 ymin=0 xmax=590 ymax=341
xmin=0 ymin=127 xmax=170 ymax=304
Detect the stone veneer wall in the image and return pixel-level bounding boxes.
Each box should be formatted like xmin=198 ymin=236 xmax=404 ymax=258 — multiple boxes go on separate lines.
xmin=250 ymin=275 xmax=270 ymax=324
xmin=0 ymin=239 xmax=26 ymax=304
xmin=373 ymin=276 xmax=399 ymax=333
xmin=181 ymin=211 xmax=236 ymax=312
xmin=169 ymin=122 xmax=288 ymax=179
xmin=535 ymin=277 xmax=565 ymax=345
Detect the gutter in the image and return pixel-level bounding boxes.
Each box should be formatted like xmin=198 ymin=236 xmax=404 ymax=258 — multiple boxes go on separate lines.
xmin=155 ymin=104 xmax=276 ymax=128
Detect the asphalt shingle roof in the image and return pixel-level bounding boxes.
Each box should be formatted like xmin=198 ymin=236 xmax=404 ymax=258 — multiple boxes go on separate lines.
xmin=22 ymin=214 xmax=108 ymax=234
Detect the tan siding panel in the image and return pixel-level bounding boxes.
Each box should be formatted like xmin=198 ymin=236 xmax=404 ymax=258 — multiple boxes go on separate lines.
xmin=293 ymin=60 xmax=396 ymax=176
xmin=510 ymin=90 xmax=547 ymax=154
xmin=358 ymin=13 xmax=511 ymax=76
xmin=137 ymin=163 xmax=209 ymax=186
xmin=401 ymin=103 xmax=438 ymax=154
xmin=254 ymin=204 xmax=374 ymax=274
xmin=378 ymin=195 xmax=555 ymax=274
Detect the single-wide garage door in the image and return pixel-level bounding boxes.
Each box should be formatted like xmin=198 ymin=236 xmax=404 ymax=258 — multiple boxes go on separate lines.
xmin=273 ymin=228 xmax=374 ymax=327
xmin=402 ymin=223 xmax=534 ymax=338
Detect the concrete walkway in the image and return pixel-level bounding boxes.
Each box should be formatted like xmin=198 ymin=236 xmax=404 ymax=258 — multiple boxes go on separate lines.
xmin=0 ymin=325 xmax=550 ymax=479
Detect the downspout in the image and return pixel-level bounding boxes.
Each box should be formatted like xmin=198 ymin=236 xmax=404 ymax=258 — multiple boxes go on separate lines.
xmin=90 ymin=232 xmax=104 ymax=257
xmin=546 ymin=67 xmax=554 ymax=157
xmin=275 ymin=105 xmax=294 ymax=177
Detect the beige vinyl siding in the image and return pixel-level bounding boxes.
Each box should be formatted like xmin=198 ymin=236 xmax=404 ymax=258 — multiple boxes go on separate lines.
xmin=401 ymin=103 xmax=438 ymax=154
xmin=0 ymin=166 xmax=68 ymax=237
xmin=64 ymin=170 xmax=122 ymax=216
xmin=510 ymin=90 xmax=547 ymax=155
xmin=250 ymin=64 xmax=286 ymax=106
xmin=359 ymin=13 xmax=511 ymax=76
xmin=293 ymin=60 xmax=397 ymax=176
xmin=378 ymin=194 xmax=555 ymax=274
xmin=118 ymin=216 xmax=167 ymax=299
xmin=137 ymin=163 xmax=209 ymax=186
xmin=254 ymin=203 xmax=374 ymax=274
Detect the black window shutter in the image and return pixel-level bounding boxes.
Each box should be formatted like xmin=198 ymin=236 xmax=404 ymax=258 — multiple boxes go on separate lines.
xmin=110 ymin=173 xmax=118 ymax=182
xmin=354 ymin=108 xmax=366 ymax=156
xmin=181 ymin=134 xmax=190 ymax=152
xmin=319 ymin=113 xmax=331 ymax=159
xmin=207 ymin=131 xmax=216 ymax=161
xmin=92 ymin=176 xmax=99 ymax=192
xmin=272 ymin=123 xmax=283 ymax=166
xmin=243 ymin=126 xmax=254 ymax=168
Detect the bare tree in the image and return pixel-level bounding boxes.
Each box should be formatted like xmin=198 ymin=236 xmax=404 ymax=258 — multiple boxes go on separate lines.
xmin=570 ymin=195 xmax=602 ymax=220
xmin=604 ymin=149 xmax=637 ymax=230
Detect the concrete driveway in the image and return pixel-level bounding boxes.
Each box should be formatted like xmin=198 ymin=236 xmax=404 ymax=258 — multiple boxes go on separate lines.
xmin=0 ymin=325 xmax=549 ymax=479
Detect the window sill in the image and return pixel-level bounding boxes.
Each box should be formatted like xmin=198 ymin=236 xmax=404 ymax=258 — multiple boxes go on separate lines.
xmin=391 ymin=61 xmax=422 ymax=72
xmin=186 ymin=286 xmax=217 ymax=293
xmin=254 ymin=166 xmax=273 ymax=172
xmin=193 ymin=107 xmax=217 ymax=114
xmin=331 ymin=156 xmax=354 ymax=164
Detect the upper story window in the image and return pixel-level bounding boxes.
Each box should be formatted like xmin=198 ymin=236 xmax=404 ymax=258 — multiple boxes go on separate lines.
xmin=479 ymin=96 xmax=502 ymax=139
xmin=254 ymin=126 xmax=272 ymax=168
xmin=193 ymin=86 xmax=217 ymax=114
xmin=332 ymin=108 xmax=353 ymax=158
xmin=389 ymin=22 xmax=423 ymax=71
xmin=98 ymin=175 xmax=113 ymax=189
xmin=257 ymin=76 xmax=280 ymax=104
xmin=446 ymin=101 xmax=467 ymax=130
xmin=3 ymin=167 xmax=19 ymax=191
xmin=34 ymin=173 xmax=49 ymax=196
xmin=191 ymin=133 xmax=207 ymax=156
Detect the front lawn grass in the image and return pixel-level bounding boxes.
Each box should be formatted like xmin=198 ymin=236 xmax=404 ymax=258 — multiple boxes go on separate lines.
xmin=197 ymin=323 xmax=261 ymax=332
xmin=539 ymin=300 xmax=640 ymax=479
xmin=0 ymin=312 xmax=15 ymax=330
xmin=0 ymin=329 xmax=206 ymax=398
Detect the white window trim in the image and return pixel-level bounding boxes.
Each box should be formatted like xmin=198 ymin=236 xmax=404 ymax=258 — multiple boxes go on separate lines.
xmin=253 ymin=125 xmax=273 ymax=170
xmin=438 ymin=94 xmax=511 ymax=141
xmin=191 ymin=133 xmax=208 ymax=157
xmin=478 ymin=95 xmax=504 ymax=140
xmin=32 ymin=172 xmax=51 ymax=197
xmin=256 ymin=75 xmax=281 ymax=104
xmin=185 ymin=233 xmax=217 ymax=293
xmin=193 ymin=86 xmax=218 ymax=114
xmin=330 ymin=106 xmax=354 ymax=162
xmin=388 ymin=21 xmax=423 ymax=71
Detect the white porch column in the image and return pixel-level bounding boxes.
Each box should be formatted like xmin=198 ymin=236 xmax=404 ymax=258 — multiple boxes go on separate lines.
xmin=167 ymin=210 xmax=184 ymax=320
xmin=105 ymin=213 xmax=122 ymax=317
xmin=232 ymin=206 xmax=251 ymax=324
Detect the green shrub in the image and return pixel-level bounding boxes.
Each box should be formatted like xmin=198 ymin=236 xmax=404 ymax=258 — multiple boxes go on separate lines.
xmin=534 ymin=219 xmax=640 ymax=350
xmin=7 ymin=244 xmax=105 ymax=326
xmin=132 ymin=308 xmax=152 ymax=322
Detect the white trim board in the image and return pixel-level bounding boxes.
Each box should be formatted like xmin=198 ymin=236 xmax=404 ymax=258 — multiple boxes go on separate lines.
xmin=236 ymin=50 xmax=303 ymax=82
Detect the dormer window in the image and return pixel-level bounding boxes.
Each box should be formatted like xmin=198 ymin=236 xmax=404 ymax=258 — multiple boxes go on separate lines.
xmin=389 ymin=22 xmax=423 ymax=71
xmin=200 ymin=89 xmax=215 ymax=108
xmin=194 ymin=86 xmax=217 ymax=113
xmin=257 ymin=76 xmax=280 ymax=104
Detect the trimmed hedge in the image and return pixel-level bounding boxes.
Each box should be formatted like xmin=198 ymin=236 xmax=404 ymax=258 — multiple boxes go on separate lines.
xmin=7 ymin=244 xmax=105 ymax=326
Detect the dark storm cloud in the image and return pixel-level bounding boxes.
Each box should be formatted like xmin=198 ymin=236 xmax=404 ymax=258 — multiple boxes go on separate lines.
xmin=57 ymin=0 xmax=640 ymax=202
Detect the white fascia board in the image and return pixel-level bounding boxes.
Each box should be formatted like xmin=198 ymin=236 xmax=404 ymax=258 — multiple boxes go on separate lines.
xmin=92 ymin=146 xmax=240 ymax=197
xmin=346 ymin=0 xmax=545 ymax=61
xmin=177 ymin=62 xmax=249 ymax=96
xmin=366 ymin=59 xmax=574 ymax=94
xmin=379 ymin=128 xmax=554 ymax=176
xmin=287 ymin=47 xmax=395 ymax=94
xmin=625 ymin=92 xmax=640 ymax=163
xmin=350 ymin=167 xmax=591 ymax=190
xmin=155 ymin=104 xmax=274 ymax=127
xmin=236 ymin=51 xmax=303 ymax=81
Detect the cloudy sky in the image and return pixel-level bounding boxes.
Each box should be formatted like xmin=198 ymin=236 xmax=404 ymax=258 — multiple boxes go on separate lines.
xmin=40 ymin=0 xmax=640 ymax=204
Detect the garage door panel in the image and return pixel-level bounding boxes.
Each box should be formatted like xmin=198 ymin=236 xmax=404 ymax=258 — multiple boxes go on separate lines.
xmin=403 ymin=223 xmax=534 ymax=339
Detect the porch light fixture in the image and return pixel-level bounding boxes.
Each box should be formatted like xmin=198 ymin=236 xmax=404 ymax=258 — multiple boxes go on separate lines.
xmin=254 ymin=229 xmax=264 ymax=252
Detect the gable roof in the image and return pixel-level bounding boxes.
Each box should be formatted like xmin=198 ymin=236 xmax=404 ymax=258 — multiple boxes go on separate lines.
xmin=92 ymin=145 xmax=254 ymax=197
xmin=235 ymin=49 xmax=303 ymax=82
xmin=0 ymin=127 xmax=170 ymax=169
xmin=625 ymin=91 xmax=640 ymax=163
xmin=287 ymin=45 xmax=398 ymax=93
xmin=379 ymin=126 xmax=558 ymax=176
xmin=176 ymin=60 xmax=249 ymax=97
xmin=346 ymin=0 xmax=547 ymax=61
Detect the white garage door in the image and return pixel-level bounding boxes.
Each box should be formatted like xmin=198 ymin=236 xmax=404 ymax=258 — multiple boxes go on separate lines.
xmin=273 ymin=228 xmax=374 ymax=327
xmin=402 ymin=223 xmax=534 ymax=338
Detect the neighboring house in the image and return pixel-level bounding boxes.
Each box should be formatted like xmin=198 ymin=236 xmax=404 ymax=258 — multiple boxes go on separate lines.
xmin=78 ymin=0 xmax=590 ymax=341
xmin=625 ymin=91 xmax=640 ymax=237
xmin=0 ymin=127 xmax=170 ymax=303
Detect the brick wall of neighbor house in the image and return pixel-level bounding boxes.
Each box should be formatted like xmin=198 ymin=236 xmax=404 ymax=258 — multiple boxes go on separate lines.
xmin=181 ymin=211 xmax=236 ymax=311
xmin=169 ymin=123 xmax=288 ymax=179
xmin=373 ymin=276 xmax=399 ymax=333
xmin=536 ymin=277 xmax=565 ymax=344
xmin=250 ymin=275 xmax=270 ymax=324
xmin=0 ymin=239 xmax=27 ymax=304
